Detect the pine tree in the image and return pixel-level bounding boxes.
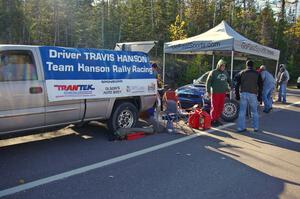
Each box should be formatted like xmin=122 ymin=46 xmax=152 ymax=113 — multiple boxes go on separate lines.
xmin=257 ymin=3 xmax=276 ymax=47
xmin=0 ymin=0 xmax=24 ymax=43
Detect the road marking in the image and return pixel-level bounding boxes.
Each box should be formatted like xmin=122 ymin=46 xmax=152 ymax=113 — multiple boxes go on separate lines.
xmin=272 ymin=101 xmax=300 ymax=112
xmin=0 ymin=123 xmax=233 ymax=197
xmin=286 ymin=93 xmax=300 ymax=97
xmin=1 ymin=101 xmax=300 ymax=197
xmin=261 ymin=130 xmax=300 ymax=144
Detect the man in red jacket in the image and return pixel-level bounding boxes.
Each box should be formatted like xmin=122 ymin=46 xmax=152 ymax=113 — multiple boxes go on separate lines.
xmin=206 ymin=59 xmax=231 ymax=127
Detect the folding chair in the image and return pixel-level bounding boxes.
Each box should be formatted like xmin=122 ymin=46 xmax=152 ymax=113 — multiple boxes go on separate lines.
xmin=161 ymin=90 xmax=189 ymax=132
xmin=163 ymin=89 xmax=178 ymax=102
xmin=162 ymin=100 xmax=180 ymax=132
xmin=162 ymin=89 xmax=184 ymax=111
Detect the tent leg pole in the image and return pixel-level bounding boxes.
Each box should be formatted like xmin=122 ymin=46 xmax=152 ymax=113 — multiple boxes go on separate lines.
xmin=275 ymin=60 xmax=279 ymax=79
xmin=212 ymin=53 xmax=215 ymax=70
xmin=230 ymin=51 xmax=234 ymax=80
xmin=162 ymin=48 xmax=166 ymax=89
xmin=230 ymin=51 xmax=234 ymax=100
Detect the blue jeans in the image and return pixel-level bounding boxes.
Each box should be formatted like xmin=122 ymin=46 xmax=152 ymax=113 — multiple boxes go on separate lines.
xmin=262 ymin=86 xmax=274 ymax=111
xmin=278 ymin=83 xmax=287 ymax=103
xmin=237 ymin=92 xmax=259 ymax=131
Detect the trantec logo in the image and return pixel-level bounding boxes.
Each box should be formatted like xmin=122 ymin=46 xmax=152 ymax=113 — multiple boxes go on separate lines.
xmin=54 ymin=85 xmax=95 ymax=91
xmin=54 ymin=84 xmax=96 ymax=98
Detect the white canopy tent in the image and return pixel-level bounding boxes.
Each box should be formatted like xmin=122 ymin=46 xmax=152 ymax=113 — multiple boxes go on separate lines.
xmin=163 ymin=21 xmax=280 ymax=83
xmin=115 ymin=41 xmax=157 ymax=53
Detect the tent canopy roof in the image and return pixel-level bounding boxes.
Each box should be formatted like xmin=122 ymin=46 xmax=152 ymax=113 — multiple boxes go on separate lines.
xmin=164 ymin=21 xmax=280 ymax=60
xmin=115 ymin=41 xmax=157 ymax=53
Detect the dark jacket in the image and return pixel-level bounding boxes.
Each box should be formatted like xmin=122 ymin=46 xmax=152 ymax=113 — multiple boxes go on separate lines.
xmin=235 ymin=68 xmax=263 ymax=101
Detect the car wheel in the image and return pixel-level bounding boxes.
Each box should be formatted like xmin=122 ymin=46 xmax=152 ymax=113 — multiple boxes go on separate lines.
xmin=221 ymin=98 xmax=239 ymax=122
xmin=108 ymin=102 xmax=138 ymax=132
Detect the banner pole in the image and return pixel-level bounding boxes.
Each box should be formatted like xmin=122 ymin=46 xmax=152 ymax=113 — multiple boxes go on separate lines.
xmin=162 ymin=46 xmax=166 ymax=89
xmin=275 ymin=60 xmax=279 ymax=79
xmin=212 ymin=53 xmax=215 ymax=70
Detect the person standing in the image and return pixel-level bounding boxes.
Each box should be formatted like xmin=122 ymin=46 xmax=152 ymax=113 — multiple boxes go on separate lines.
xmin=259 ymin=65 xmax=276 ymax=113
xmin=206 ymin=59 xmax=231 ymax=127
xmin=152 ymin=62 xmax=164 ymax=111
xmin=276 ymin=64 xmax=289 ymax=104
xmin=235 ymin=60 xmax=263 ymax=132
xmin=151 ymin=63 xmax=163 ymax=89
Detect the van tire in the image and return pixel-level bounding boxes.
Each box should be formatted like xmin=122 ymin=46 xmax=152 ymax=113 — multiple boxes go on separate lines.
xmin=221 ymin=98 xmax=239 ymax=122
xmin=107 ymin=102 xmax=138 ymax=132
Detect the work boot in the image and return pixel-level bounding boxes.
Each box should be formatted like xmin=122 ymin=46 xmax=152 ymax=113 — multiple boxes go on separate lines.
xmin=216 ymin=120 xmax=223 ymax=126
xmin=236 ymin=129 xmax=247 ymax=133
xmin=263 ymin=109 xmax=269 ymax=113
xmin=211 ymin=121 xmax=219 ymax=127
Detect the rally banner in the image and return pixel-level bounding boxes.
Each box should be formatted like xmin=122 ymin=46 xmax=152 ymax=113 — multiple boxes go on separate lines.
xmin=39 ymin=46 xmax=157 ymax=101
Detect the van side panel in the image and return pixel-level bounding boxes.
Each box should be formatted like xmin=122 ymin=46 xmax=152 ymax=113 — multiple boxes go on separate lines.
xmin=33 ymin=49 xmax=84 ymax=126
xmin=45 ymin=100 xmax=82 ymax=126
xmin=0 ymin=81 xmax=45 ymax=133
xmin=0 ymin=47 xmax=45 ymax=134
xmin=84 ymin=99 xmax=110 ymax=120
xmin=140 ymin=95 xmax=156 ymax=111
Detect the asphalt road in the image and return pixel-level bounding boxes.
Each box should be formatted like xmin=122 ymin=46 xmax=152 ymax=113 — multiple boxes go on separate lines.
xmin=0 ymin=89 xmax=300 ymax=199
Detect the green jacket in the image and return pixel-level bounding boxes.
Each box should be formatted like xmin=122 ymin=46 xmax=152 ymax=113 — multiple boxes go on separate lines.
xmin=206 ymin=69 xmax=231 ymax=94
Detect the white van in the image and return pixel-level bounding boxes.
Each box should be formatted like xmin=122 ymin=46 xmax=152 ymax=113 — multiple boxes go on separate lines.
xmin=0 ymin=45 xmax=156 ymax=135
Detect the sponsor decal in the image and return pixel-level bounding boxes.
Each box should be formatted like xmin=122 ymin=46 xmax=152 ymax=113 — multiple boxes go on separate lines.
xmin=54 ymin=84 xmax=95 ymax=91
xmin=170 ymin=41 xmax=221 ymax=50
xmin=40 ymin=46 xmax=157 ymax=101
xmin=240 ymin=41 xmax=274 ymax=56
xmin=148 ymin=82 xmax=156 ymax=92
xmin=53 ymin=84 xmax=96 ymax=98
xmin=103 ymin=86 xmax=122 ymax=95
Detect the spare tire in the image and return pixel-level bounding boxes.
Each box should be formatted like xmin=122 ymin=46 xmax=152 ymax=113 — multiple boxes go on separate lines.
xmin=107 ymin=102 xmax=138 ymax=132
xmin=221 ymin=98 xmax=239 ymax=122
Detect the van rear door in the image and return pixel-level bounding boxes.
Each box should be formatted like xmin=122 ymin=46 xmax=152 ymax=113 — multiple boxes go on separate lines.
xmin=0 ymin=48 xmax=45 ymax=134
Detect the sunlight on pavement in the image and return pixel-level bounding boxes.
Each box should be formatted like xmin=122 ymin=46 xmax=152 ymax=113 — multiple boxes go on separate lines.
xmin=0 ymin=127 xmax=93 ymax=148
xmin=200 ymin=127 xmax=300 ymax=198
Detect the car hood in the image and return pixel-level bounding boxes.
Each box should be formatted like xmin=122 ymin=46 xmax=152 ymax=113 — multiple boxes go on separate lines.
xmin=176 ymin=84 xmax=206 ymax=96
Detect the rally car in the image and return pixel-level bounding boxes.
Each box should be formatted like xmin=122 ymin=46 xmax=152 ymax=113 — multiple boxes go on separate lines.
xmin=175 ymin=71 xmax=240 ymax=122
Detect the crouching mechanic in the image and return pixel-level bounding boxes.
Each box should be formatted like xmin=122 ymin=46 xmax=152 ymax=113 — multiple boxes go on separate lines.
xmin=206 ymin=59 xmax=231 ymax=127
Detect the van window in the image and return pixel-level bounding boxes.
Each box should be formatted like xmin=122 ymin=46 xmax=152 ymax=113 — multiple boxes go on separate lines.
xmin=0 ymin=50 xmax=38 ymax=82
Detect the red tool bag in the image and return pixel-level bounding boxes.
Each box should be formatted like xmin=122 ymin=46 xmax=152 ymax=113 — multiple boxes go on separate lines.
xmin=188 ymin=108 xmax=211 ymax=130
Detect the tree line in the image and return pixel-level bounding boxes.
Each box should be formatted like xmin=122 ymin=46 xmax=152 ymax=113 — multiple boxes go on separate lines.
xmin=0 ymin=0 xmax=299 ymax=85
